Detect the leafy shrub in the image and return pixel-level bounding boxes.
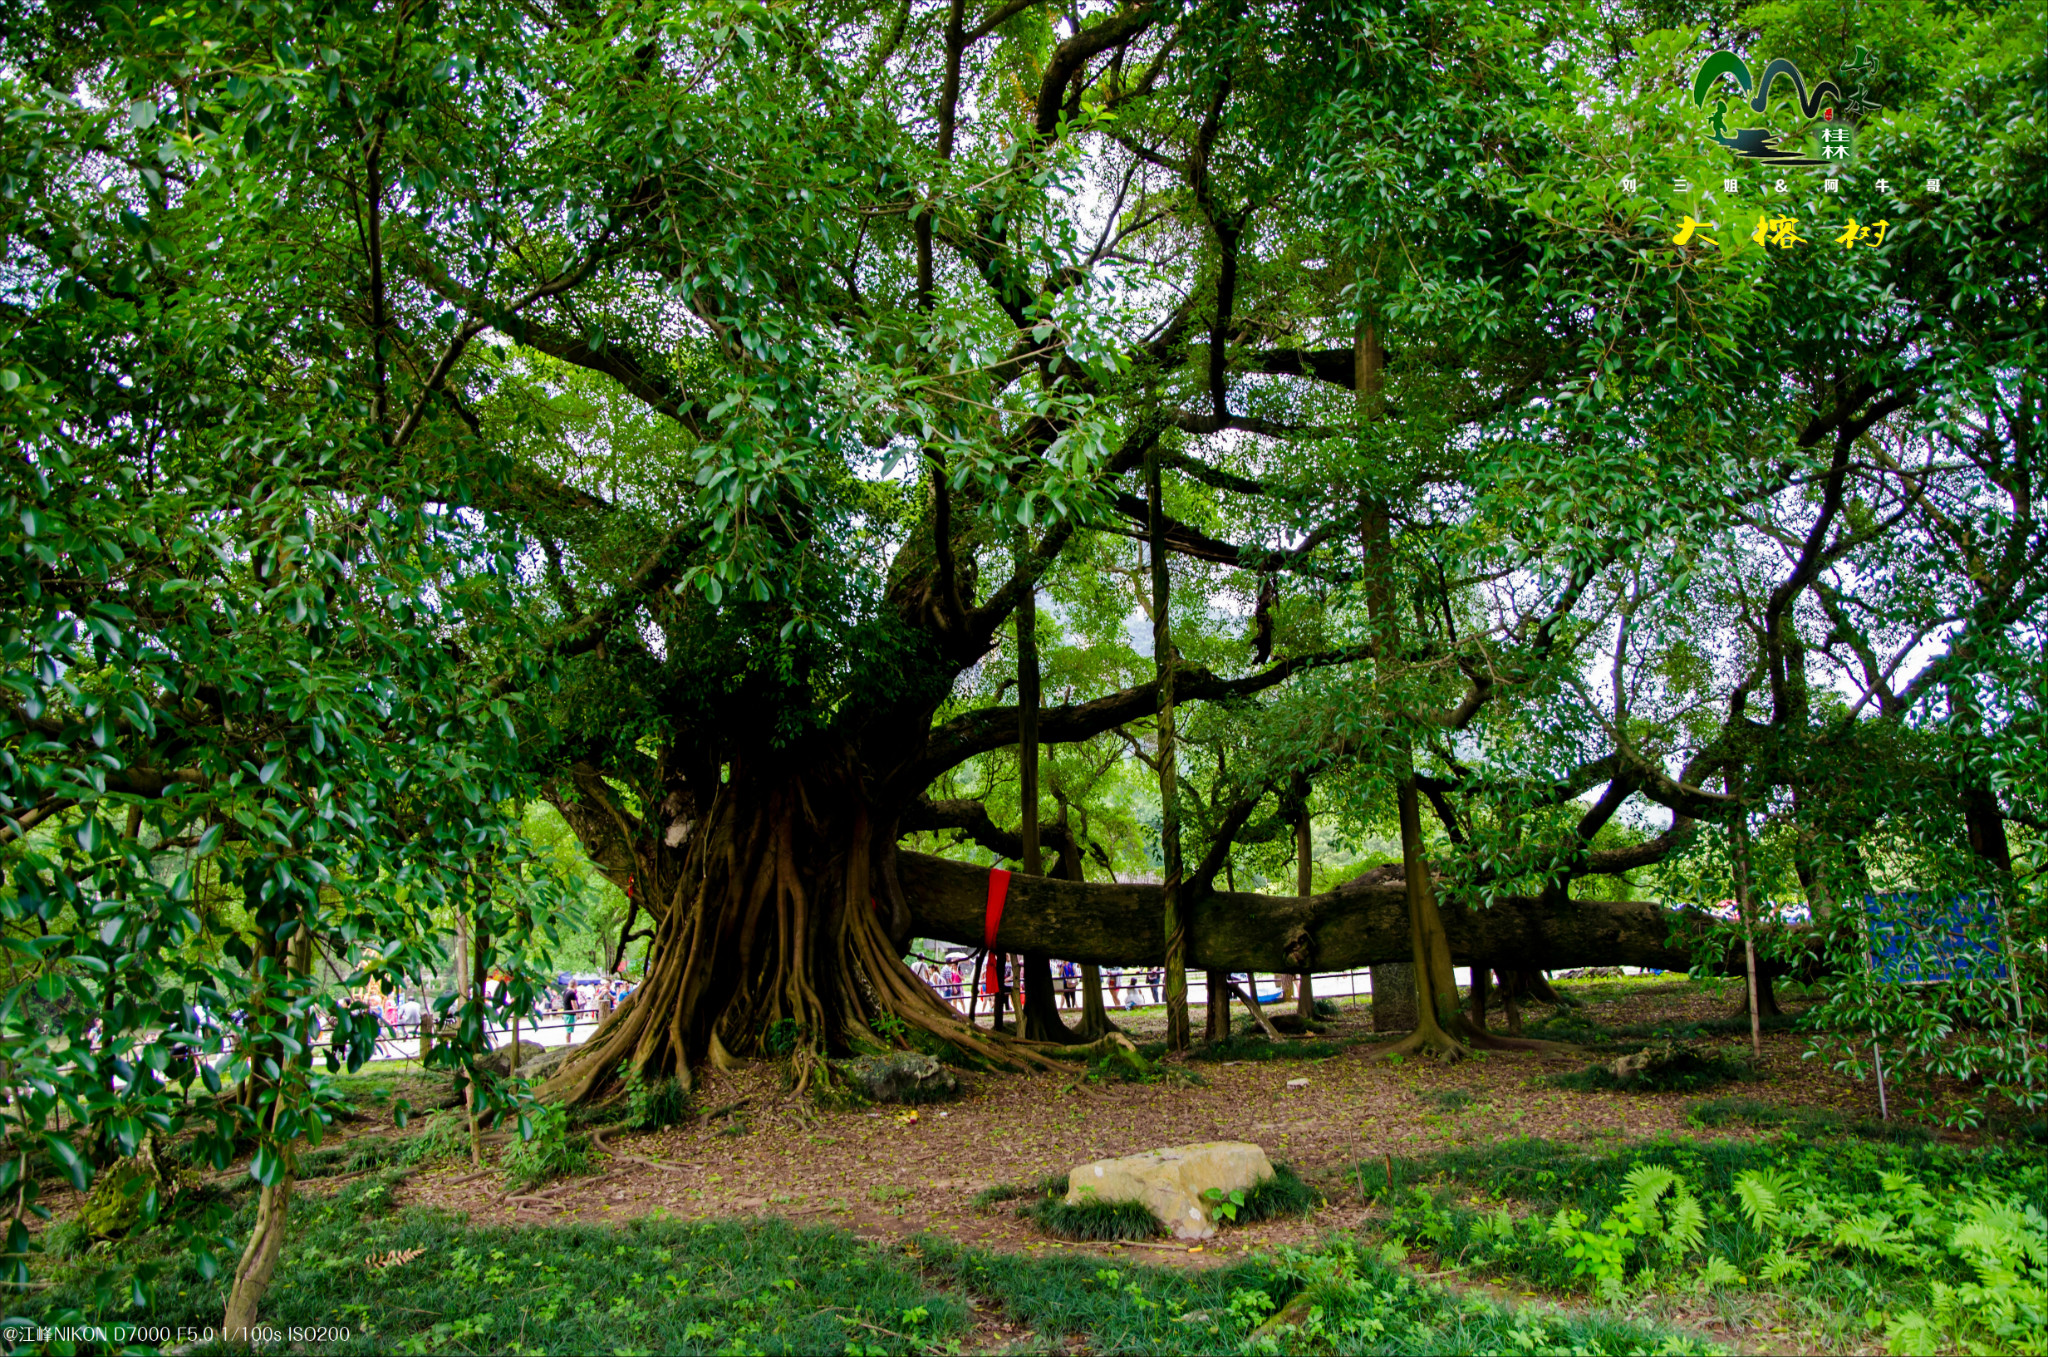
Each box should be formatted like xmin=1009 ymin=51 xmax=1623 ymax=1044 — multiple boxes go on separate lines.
xmin=1365 ymin=1135 xmax=2048 ymax=1351
xmin=1546 ymin=1041 xmax=1755 ymax=1093
xmin=389 ymin=1111 xmax=471 ymax=1168
xmin=1188 ymin=1033 xmax=1345 ymax=1062
xmin=501 ymin=1103 xmax=592 ymax=1193
xmin=1238 ymin=1163 xmax=1321 ymax=1222
xmin=621 ymin=1067 xmax=692 ymax=1130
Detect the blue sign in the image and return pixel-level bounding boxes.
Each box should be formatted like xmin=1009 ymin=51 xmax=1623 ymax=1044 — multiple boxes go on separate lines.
xmin=1864 ymin=893 xmax=2009 ymax=985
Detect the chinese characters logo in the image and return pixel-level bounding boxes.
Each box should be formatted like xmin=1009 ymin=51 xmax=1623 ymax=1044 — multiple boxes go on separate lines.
xmin=1691 ymin=50 xmax=1851 ymax=168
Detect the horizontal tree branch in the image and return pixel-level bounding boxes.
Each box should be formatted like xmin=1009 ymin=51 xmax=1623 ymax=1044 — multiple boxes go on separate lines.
xmin=904 ymin=642 xmax=1377 ymax=794
xmin=895 ymin=850 xmax=1769 ymax=975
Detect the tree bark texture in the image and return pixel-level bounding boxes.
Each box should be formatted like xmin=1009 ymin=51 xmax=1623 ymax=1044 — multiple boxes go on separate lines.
xmin=1371 ymin=964 xmax=1418 ymax=1031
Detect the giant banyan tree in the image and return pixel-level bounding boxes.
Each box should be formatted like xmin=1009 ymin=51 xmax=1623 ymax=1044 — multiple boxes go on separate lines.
xmin=486 ymin=4 xmax=2041 ymax=1099
xmin=28 ymin=0 xmax=2035 ymax=1099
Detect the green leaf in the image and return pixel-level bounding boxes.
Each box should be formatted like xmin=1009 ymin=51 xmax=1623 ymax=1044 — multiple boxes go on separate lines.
xmin=43 ymin=1134 xmax=90 ymax=1192
xmin=251 ymin=1144 xmax=285 ymax=1187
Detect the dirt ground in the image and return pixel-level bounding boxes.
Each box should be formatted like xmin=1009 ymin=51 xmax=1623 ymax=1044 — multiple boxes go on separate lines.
xmin=381 ymin=978 xmax=1899 ymax=1269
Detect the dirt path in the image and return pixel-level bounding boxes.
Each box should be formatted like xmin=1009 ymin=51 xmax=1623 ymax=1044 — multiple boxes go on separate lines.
xmin=394 ymin=981 xmax=1892 ymax=1266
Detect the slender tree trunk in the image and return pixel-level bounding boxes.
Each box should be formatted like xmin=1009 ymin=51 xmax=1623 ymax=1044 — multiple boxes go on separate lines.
xmin=222 ymin=905 xmax=313 ymax=1340
xmin=1730 ymin=807 xmax=1763 ymax=1059
xmin=223 ymin=1177 xmax=293 ymax=1342
xmin=1295 ymin=805 xmax=1316 ymax=1021
xmin=1205 ymin=970 xmax=1231 ymax=1040
xmin=1468 ymin=963 xmax=1491 ymax=1030
xmin=1013 ymin=528 xmax=1074 ymax=1044
xmin=456 ymin=909 xmax=482 ymax=1167
xmin=1147 ymin=444 xmax=1190 ymax=1050
xmin=1951 ymin=681 xmax=2015 ymax=874
xmin=1079 ymin=964 xmax=1112 ymax=1039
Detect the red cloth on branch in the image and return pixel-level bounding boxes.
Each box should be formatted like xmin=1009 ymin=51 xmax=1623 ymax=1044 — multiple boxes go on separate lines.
xmin=983 ymin=868 xmax=1011 ymax=996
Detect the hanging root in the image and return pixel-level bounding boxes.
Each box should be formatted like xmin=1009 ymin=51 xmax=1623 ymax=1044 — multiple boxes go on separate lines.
xmin=545 ymin=794 xmax=1074 ymax=1109
xmin=843 ymin=890 xmax=1072 ymax=1076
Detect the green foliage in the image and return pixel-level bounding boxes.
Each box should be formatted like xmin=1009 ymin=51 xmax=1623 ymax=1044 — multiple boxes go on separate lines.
xmin=19 ymin=1177 xmax=968 ymax=1353
xmin=1019 ymin=1176 xmax=1163 ymax=1243
xmin=382 ymin=1113 xmax=472 ymax=1172
xmin=1545 ymin=1042 xmax=1757 ymax=1094
xmin=763 ymin=1020 xmax=802 ymax=1058
xmin=622 ymin=1068 xmax=693 ymax=1132
xmin=1188 ymin=1034 xmax=1347 ymax=1062
xmin=502 ymin=1104 xmax=592 ymax=1194
xmin=1081 ymin=1040 xmax=1203 ymax=1086
xmin=919 ymin=1235 xmax=1712 ymax=1355
xmin=1238 ymin=1164 xmax=1323 ymax=1224
xmin=1363 ymin=1135 xmax=2048 ymax=1351
xmin=1687 ymin=1096 xmax=1930 ymax=1144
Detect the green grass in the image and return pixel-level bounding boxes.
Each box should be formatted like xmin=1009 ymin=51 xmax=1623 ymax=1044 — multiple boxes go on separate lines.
xmin=1522 ymin=1008 xmax=1803 ymax=1053
xmin=1236 ymin=1162 xmax=1322 ymax=1222
xmin=1415 ymin=1088 xmax=1477 ymax=1112
xmin=973 ymin=1175 xmax=1064 ymax=1211
xmin=1018 ymin=1174 xmax=1164 ymax=1241
xmin=1357 ymin=1134 xmax=2048 ymax=1353
xmin=21 ymin=1162 xmax=1717 ymax=1356
xmin=1019 ymin=1163 xmax=1321 ymax=1241
xmin=1686 ymin=1095 xmax=1931 ymax=1143
xmin=1187 ymin=1032 xmax=1347 ymax=1062
xmin=919 ymin=1233 xmax=1713 ymax=1355
xmin=21 ymin=1174 xmax=968 ymax=1354
xmin=1543 ymin=1044 xmax=1756 ymax=1094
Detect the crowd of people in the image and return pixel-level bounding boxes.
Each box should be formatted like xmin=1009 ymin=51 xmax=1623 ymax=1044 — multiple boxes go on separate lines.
xmin=351 ymin=975 xmax=641 ymax=1055
xmin=907 ymin=955 xmax=1167 ymax=1012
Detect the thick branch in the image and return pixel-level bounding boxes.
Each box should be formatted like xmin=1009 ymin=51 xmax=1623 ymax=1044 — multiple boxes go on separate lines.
xmin=895 ymin=851 xmax=1762 ymax=975
xmin=908 ymin=642 xmax=1375 ymax=790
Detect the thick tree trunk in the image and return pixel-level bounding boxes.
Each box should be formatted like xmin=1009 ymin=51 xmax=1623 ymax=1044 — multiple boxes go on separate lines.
xmin=1378 ymin=776 xmax=1474 ymax=1058
xmin=1019 ymin=953 xmax=1076 ymax=1042
xmin=1371 ymin=964 xmax=1417 ymax=1032
xmin=545 ymin=761 xmax=1053 ymax=1104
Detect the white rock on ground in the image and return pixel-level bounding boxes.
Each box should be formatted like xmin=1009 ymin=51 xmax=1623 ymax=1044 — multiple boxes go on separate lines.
xmin=1065 ymin=1141 xmax=1274 ymax=1240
